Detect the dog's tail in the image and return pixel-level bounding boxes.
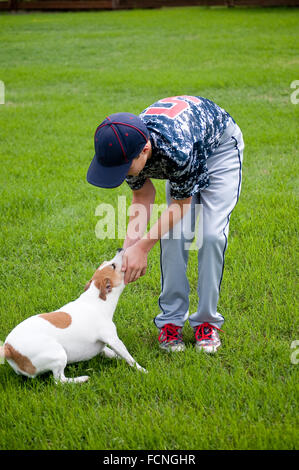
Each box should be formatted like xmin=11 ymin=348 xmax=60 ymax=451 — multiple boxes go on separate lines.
xmin=0 ymin=344 xmax=10 ymax=362
xmin=0 ymin=345 xmax=5 ymax=363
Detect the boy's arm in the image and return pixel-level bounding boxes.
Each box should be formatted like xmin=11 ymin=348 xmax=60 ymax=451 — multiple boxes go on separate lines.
xmin=122 ymin=189 xmax=192 ymax=284
xmin=123 ymin=178 xmax=156 ymax=250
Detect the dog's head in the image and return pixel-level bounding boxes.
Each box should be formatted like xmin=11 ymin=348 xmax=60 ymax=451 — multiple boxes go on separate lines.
xmin=84 ymin=249 xmax=125 ymax=301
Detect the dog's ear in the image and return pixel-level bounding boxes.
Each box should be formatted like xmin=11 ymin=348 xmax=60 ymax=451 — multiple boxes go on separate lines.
xmin=99 ymin=277 xmax=112 ymax=301
xmin=84 ymin=280 xmax=92 ymax=292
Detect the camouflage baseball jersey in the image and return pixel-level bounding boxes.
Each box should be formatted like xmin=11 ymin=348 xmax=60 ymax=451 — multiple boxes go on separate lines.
xmin=125 ymin=95 xmax=234 ymax=199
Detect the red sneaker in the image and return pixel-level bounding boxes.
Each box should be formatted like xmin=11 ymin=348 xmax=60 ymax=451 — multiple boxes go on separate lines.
xmin=193 ymin=322 xmax=222 ymax=353
xmin=158 ymin=323 xmax=186 ymax=352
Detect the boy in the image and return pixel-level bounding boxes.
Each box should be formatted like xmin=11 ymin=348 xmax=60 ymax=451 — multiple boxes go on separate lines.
xmin=87 ymin=95 xmax=244 ymax=353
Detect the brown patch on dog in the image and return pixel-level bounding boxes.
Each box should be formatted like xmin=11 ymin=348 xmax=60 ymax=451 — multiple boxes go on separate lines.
xmin=39 ymin=311 xmax=72 ymax=328
xmin=85 ymin=265 xmax=123 ymax=300
xmin=97 ymin=276 xmax=112 ymax=301
xmin=4 ymin=343 xmax=36 ymax=376
xmin=84 ymin=280 xmax=92 ymax=292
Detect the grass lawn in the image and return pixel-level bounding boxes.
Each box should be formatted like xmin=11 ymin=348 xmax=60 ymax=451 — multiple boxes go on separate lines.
xmin=0 ymin=6 xmax=298 ymax=450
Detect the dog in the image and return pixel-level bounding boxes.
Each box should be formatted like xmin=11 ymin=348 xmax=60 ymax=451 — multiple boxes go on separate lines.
xmin=0 ymin=249 xmax=147 ymax=383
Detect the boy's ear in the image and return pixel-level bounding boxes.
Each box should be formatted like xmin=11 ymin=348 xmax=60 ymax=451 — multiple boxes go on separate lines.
xmin=142 ymin=139 xmax=151 ymax=153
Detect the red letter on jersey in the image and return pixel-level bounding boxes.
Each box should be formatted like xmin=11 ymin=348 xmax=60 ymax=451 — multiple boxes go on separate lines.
xmin=144 ymin=96 xmax=201 ymax=119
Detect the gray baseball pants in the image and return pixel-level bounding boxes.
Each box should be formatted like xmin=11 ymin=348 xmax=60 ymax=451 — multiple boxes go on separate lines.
xmin=154 ymin=119 xmax=244 ymax=330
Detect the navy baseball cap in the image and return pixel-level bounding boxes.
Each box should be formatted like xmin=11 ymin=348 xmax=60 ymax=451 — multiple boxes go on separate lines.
xmin=87 ymin=112 xmax=149 ymax=189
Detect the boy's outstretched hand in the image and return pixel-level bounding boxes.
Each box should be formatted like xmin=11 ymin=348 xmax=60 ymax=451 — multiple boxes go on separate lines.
xmin=121 ymin=242 xmax=148 ymax=284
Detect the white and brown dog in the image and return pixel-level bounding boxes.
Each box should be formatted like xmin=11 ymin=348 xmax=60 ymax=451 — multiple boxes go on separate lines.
xmin=0 ymin=249 xmax=146 ymax=383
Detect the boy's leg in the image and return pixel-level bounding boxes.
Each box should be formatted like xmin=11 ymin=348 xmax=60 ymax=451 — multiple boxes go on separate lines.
xmin=154 ymin=183 xmax=200 ymax=329
xmin=189 ymin=121 xmax=244 ymax=330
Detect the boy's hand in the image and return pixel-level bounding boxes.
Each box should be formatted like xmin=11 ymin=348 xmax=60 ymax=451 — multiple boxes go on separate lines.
xmin=122 ymin=242 xmax=148 ymax=284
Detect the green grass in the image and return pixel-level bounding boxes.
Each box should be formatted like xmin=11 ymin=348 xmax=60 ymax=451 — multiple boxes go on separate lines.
xmin=0 ymin=6 xmax=298 ymax=450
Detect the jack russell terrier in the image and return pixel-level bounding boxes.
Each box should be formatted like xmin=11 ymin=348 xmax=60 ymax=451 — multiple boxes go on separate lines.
xmin=0 ymin=249 xmax=147 ymax=383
